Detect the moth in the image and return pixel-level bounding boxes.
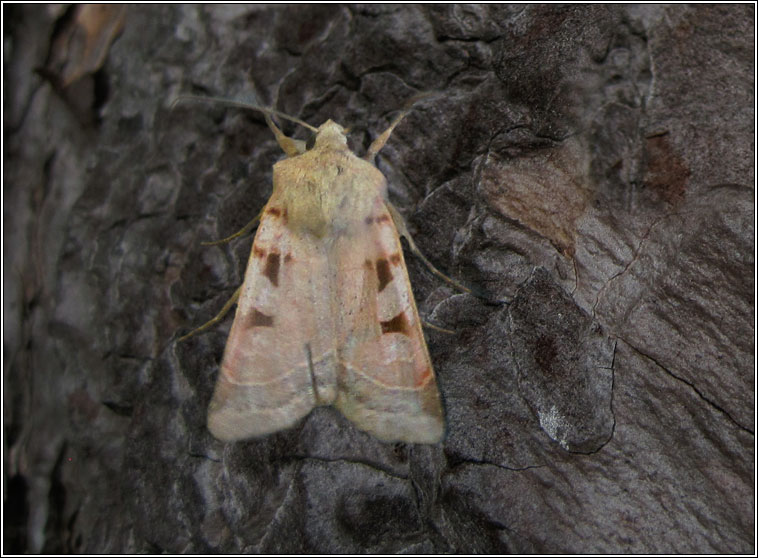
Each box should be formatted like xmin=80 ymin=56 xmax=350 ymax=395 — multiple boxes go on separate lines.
xmin=181 ymin=94 xmax=456 ymax=444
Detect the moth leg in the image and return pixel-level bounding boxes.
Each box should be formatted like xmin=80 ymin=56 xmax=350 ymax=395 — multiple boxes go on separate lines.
xmin=386 ymin=202 xmax=472 ymax=295
xmin=422 ymin=319 xmax=455 ymax=335
xmin=201 ymin=208 xmax=263 ymax=246
xmin=264 ymin=114 xmax=306 ymax=157
xmin=178 ymin=285 xmax=241 ymax=342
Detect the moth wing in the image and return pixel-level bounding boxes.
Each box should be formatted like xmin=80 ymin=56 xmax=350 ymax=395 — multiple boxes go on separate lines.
xmin=207 ymin=206 xmax=336 ymax=441
xmin=333 ymin=200 xmax=444 ymax=444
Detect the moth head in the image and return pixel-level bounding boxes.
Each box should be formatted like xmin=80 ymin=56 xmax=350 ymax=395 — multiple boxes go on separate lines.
xmin=309 ymin=119 xmax=347 ymax=150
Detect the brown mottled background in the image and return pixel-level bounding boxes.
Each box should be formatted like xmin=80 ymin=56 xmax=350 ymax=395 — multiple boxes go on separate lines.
xmin=4 ymin=4 xmax=754 ymax=553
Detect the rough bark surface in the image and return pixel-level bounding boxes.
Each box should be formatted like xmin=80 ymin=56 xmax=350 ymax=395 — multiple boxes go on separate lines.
xmin=4 ymin=4 xmax=754 ymax=553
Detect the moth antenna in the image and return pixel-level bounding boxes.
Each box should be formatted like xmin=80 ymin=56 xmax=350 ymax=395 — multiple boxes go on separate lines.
xmin=171 ymin=94 xmax=319 ymax=133
xmin=364 ymin=91 xmax=441 ymax=162
xmin=400 ymin=90 xmax=439 ymax=111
